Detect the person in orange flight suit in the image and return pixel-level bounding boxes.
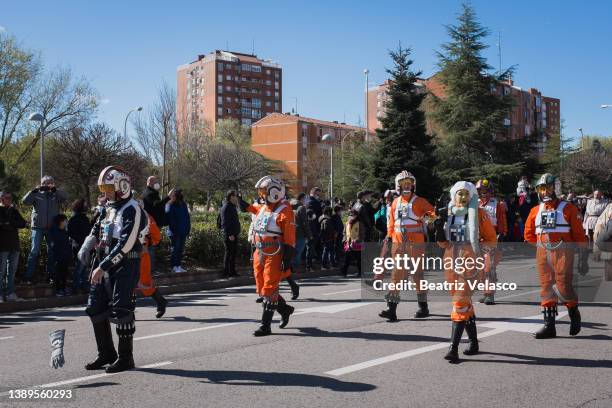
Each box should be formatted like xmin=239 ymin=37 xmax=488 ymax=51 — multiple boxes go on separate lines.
xmin=435 ymin=181 xmax=497 ymax=363
xmin=240 ymin=175 xmax=296 ymax=337
xmin=475 ymin=179 xmax=507 ymax=305
xmin=379 ymin=170 xmax=436 ymax=322
xmin=524 ymin=173 xmax=586 ymax=339
xmin=137 ymin=211 xmax=168 ymax=319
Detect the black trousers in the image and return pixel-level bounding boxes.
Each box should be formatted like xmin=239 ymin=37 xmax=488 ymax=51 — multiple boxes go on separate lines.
xmin=54 ymin=260 xmax=69 ymax=291
xmin=223 ymin=238 xmax=238 ymax=275
xmin=341 ymin=250 xmax=362 ymax=275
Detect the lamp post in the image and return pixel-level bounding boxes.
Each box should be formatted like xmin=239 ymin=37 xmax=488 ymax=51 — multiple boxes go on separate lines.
xmin=322 ymin=133 xmax=335 ymax=200
xmin=578 ymin=128 xmax=584 ymax=150
xmin=364 ymin=69 xmax=370 ymax=142
xmin=124 ymin=106 xmax=143 ymax=139
xmin=29 ymin=113 xmax=45 ymax=180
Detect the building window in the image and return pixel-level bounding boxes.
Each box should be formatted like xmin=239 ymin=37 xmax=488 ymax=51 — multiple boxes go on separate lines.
xmin=226 ymin=108 xmax=232 ymax=114
xmin=217 ymin=85 xmax=223 ymax=93
xmin=252 ymin=65 xmax=261 ymax=73
xmin=241 ymin=118 xmax=252 ymax=126
xmin=226 ymin=96 xmax=231 ymax=102
xmin=265 ymin=101 xmax=272 ymax=107
xmin=217 ymin=63 xmax=223 ymax=70
xmin=217 ymin=107 xmax=223 ymax=116
xmin=217 ymin=96 xmax=223 ymax=104
xmin=218 ymin=74 xmax=223 ymax=82
xmin=265 ymin=90 xmax=271 ymax=97
xmin=274 ymin=102 xmax=279 ymax=111
xmin=252 ymin=98 xmax=261 ymax=108
xmin=266 ymin=79 xmax=272 ymax=86
xmin=225 ymin=63 xmax=232 ymax=69
xmin=275 ymin=82 xmax=279 ymax=89
xmin=274 ymin=71 xmax=279 ymax=79
xmin=225 ymin=85 xmax=232 ymax=91
xmin=266 ymin=69 xmax=271 ymax=75
xmin=226 ymin=74 xmax=232 ymax=81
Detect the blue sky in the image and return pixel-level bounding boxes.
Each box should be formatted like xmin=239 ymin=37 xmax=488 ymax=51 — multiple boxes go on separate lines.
xmin=2 ymin=0 xmax=612 ymax=143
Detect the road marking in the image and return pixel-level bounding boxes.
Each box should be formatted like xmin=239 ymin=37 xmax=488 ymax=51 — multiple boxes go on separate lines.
xmin=135 ymin=323 xmax=242 ymax=341
xmin=322 ymin=289 xmax=362 ymax=296
xmin=0 ymin=361 xmax=173 ymax=395
xmin=0 ymin=336 xmax=14 ymax=340
xmin=295 ymin=302 xmax=374 ymax=315
xmin=325 ymin=310 xmax=574 ymax=377
xmin=326 ymin=328 xmax=506 ymax=376
xmin=495 ymin=276 xmax=601 ymax=301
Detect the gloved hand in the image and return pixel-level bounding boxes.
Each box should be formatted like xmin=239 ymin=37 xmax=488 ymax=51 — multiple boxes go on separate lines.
xmin=434 ymin=219 xmax=447 ymax=242
xmin=49 ymin=329 xmax=65 ymax=369
xmin=281 ymin=244 xmax=295 ymax=272
xmin=78 ymin=235 xmax=98 ymax=265
xmin=238 ymin=198 xmax=250 ymax=212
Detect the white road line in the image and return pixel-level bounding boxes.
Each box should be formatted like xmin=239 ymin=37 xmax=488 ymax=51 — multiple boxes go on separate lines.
xmin=0 ymin=336 xmax=14 ymax=340
xmin=135 ymin=322 xmax=242 ymax=341
xmin=322 ymin=289 xmax=362 ymax=296
xmin=325 ymin=309 xmax=575 ymax=377
xmin=326 ymin=328 xmax=507 ymax=376
xmin=0 ymin=361 xmax=173 ymax=395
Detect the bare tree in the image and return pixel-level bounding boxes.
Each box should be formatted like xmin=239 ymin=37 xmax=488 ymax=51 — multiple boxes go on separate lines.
xmin=0 ymin=33 xmax=41 ymax=154
xmin=46 ymin=123 xmax=148 ymax=206
xmin=15 ymin=66 xmax=98 ymax=164
xmin=132 ymin=82 xmax=177 ymax=192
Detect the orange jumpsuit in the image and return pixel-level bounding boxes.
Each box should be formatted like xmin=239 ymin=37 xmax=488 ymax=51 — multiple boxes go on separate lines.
xmin=524 ymin=199 xmax=586 ymax=308
xmin=246 ymin=200 xmax=296 ymax=300
xmin=479 ymin=197 xmax=507 ymax=296
xmin=441 ymin=208 xmax=497 ymax=321
xmin=386 ymin=193 xmax=434 ymax=295
xmin=137 ymin=215 xmax=161 ymax=297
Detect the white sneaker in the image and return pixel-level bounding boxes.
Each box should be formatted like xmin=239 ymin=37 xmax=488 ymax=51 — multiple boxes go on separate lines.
xmin=177 ymin=266 xmax=187 ymax=273
xmin=173 ymin=266 xmax=185 ymax=273
xmin=7 ymin=293 xmax=23 ymax=302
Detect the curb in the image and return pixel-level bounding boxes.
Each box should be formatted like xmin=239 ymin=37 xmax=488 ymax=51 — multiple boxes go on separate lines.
xmin=0 ymin=268 xmax=342 ymax=314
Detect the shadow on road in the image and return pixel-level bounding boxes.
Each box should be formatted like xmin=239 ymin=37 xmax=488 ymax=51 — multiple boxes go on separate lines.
xmin=282 ymin=326 xmax=449 ymax=343
xmin=468 ymin=352 xmax=612 ymax=368
xmin=139 ymin=368 xmax=376 ymax=392
xmin=75 ymin=381 xmax=120 ymax=389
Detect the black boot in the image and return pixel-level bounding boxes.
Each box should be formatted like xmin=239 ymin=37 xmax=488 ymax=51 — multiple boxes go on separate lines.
xmin=414 ymin=294 xmax=430 ymax=318
xmin=568 ymin=305 xmax=581 ymax=336
xmin=534 ymin=306 xmax=557 ymax=339
xmin=253 ymin=301 xmax=275 ymax=337
xmin=85 ymin=319 xmax=117 ymax=370
xmin=463 ymin=316 xmax=479 ymax=355
xmin=106 ymin=322 xmax=135 ymax=373
xmin=277 ymin=296 xmax=295 ymax=329
xmin=151 ymin=289 xmax=168 ymax=319
xmin=379 ymin=302 xmax=398 ymax=322
xmin=255 ymin=296 xmax=264 ymax=303
xmin=444 ymin=321 xmax=466 ymax=363
xmin=287 ymin=277 xmax=300 ymax=300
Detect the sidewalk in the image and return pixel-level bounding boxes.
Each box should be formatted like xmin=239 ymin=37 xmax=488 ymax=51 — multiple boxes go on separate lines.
xmin=0 ymin=265 xmax=343 ymax=314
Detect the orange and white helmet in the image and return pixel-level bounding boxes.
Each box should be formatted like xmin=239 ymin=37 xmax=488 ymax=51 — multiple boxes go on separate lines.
xmin=97 ymin=166 xmax=131 ymax=203
xmin=254 ymin=175 xmax=285 ymax=204
xmin=395 ymin=170 xmax=416 ymax=193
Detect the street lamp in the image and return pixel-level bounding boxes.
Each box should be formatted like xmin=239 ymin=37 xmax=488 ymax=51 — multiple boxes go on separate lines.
xmin=364 ymin=69 xmax=370 ymax=142
xmin=322 ymin=133 xmax=335 ymax=200
xmin=29 ymin=113 xmax=45 ymax=180
xmin=124 ymin=106 xmax=143 ymax=139
xmin=578 ymin=128 xmax=584 ymax=150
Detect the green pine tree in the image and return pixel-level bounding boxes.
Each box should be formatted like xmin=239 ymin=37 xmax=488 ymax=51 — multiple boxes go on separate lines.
xmin=430 ymin=2 xmax=521 ymax=190
xmin=370 ymin=44 xmax=440 ymax=200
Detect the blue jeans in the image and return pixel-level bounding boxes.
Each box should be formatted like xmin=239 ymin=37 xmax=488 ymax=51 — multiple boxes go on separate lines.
xmin=0 ymin=251 xmax=19 ymax=295
xmin=73 ymin=259 xmax=88 ymax=290
xmin=170 ymin=234 xmax=187 ymax=267
xmin=25 ymin=228 xmax=54 ymax=281
xmin=292 ymin=237 xmax=307 ymax=269
xmin=322 ymin=240 xmax=334 ymax=267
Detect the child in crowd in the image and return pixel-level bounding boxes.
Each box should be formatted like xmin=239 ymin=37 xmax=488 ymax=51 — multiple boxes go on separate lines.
xmin=49 ymin=214 xmax=72 ymax=297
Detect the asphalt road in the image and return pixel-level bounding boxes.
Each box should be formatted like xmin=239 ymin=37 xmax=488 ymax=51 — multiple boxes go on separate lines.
xmin=1 ymin=258 xmax=611 ymax=408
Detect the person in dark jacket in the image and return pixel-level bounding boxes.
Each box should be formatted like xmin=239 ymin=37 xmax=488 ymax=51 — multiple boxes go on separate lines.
xmin=0 ymin=191 xmax=27 ymax=302
xmin=353 ymin=190 xmax=375 ymax=242
xmin=220 ymin=190 xmax=240 ymax=277
xmin=22 ymin=175 xmax=68 ymax=284
xmin=165 ymin=188 xmax=191 ymax=273
xmin=142 ymin=176 xmax=170 ymax=273
xmin=49 ymin=214 xmax=72 ymax=296
xmin=319 ymin=206 xmax=337 ymax=269
xmin=305 ymin=187 xmax=323 ymax=270
xmin=67 ymin=199 xmax=90 ymax=293
xmin=292 ymin=193 xmax=312 ymax=271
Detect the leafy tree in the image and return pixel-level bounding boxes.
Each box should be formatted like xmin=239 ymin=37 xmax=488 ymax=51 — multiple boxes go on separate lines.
xmin=370 ymin=45 xmax=440 ymax=200
xmin=429 ymin=2 xmax=519 ymax=189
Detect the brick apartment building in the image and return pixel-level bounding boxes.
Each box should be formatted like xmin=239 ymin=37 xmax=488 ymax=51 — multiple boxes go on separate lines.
xmin=367 ymin=74 xmax=560 ymax=153
xmin=251 ymin=113 xmax=363 ymax=194
xmin=177 ymin=50 xmax=282 ymax=132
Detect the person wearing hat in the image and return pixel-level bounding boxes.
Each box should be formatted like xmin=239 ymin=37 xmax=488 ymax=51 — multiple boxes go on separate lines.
xmin=436 ymin=181 xmax=497 ymax=363
xmin=524 ymin=173 xmax=587 ymax=339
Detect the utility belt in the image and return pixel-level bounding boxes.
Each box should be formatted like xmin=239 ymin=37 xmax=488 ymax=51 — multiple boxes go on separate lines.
xmin=393 ymin=224 xmax=423 ymax=234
